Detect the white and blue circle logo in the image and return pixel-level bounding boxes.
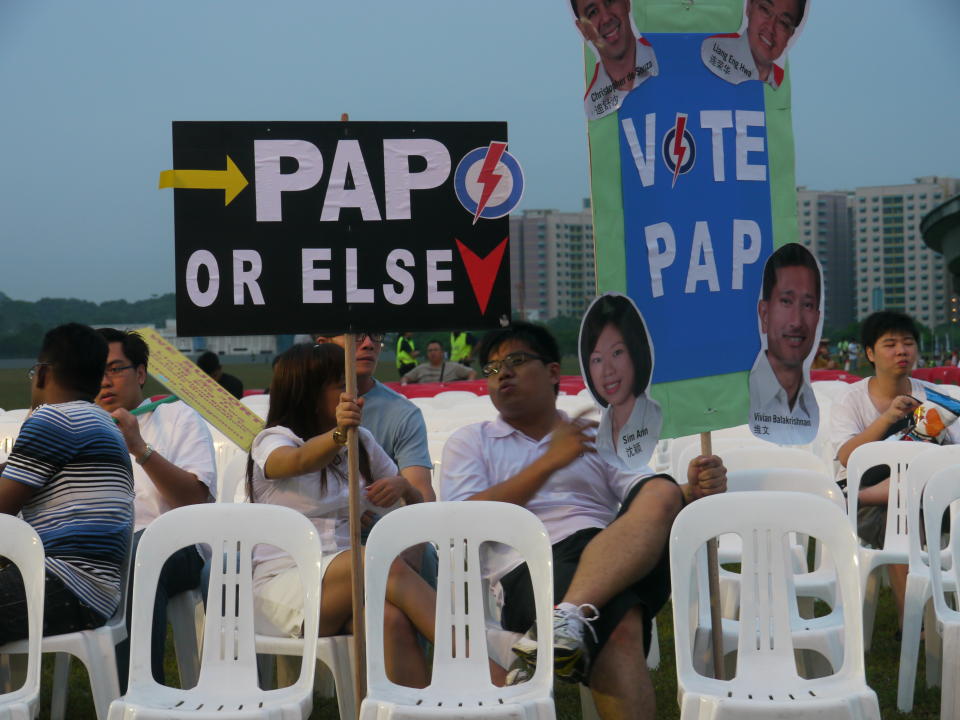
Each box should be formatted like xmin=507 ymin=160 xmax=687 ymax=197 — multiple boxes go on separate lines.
xmin=454 ymin=142 xmax=525 ymax=223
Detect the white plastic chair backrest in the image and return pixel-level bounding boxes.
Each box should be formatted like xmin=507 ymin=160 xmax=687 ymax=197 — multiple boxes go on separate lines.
xmin=0 ymin=419 xmax=23 ymax=457
xmin=923 ymin=468 xmax=960 ymax=624
xmin=812 ymin=380 xmax=852 ymax=403
xmin=0 ymin=515 xmax=44 ymax=707
xmin=904 ymin=446 xmax=960 ymax=574
xmin=846 ymin=441 xmax=931 ymax=552
xmin=725 ymin=467 xmax=845 ymax=510
xmin=0 ymin=409 xmax=29 ymax=423
xmin=672 ymin=492 xmax=866 ymax=689
xmin=674 ymin=436 xmax=767 ymax=478
xmin=240 ymin=394 xmax=269 ymax=420
xmin=431 ymin=391 xmax=481 ymax=407
xmin=555 ymin=394 xmax=597 ymax=419
xmin=217 ymin=445 xmax=250 ymax=503
xmin=364 ymin=501 xmax=553 ymax=705
xmin=127 ymin=504 xmax=321 ymax=698
xmin=720 ymin=446 xmax=828 ymax=475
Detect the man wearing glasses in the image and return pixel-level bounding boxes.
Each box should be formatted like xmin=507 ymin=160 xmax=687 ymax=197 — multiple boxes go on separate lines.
xmin=95 ymin=328 xmax=216 ymax=689
xmin=441 ymin=322 xmax=726 ymax=720
xmin=0 ymin=324 xmax=133 ymax=645
xmin=314 ymin=332 xmax=433 ymax=503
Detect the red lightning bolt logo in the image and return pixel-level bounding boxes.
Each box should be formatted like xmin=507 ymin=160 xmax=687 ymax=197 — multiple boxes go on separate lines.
xmin=472 ymin=141 xmax=508 ymax=225
xmin=671 ymin=113 xmax=688 ymax=189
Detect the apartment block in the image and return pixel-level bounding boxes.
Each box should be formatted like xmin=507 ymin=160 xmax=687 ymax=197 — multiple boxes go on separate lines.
xmin=854 ymin=177 xmax=960 ymax=328
xmin=509 ymin=201 xmax=597 ymax=320
xmin=797 ymin=188 xmax=856 ymax=329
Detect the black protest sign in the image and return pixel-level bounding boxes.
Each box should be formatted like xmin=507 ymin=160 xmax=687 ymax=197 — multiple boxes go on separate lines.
xmin=165 ymin=122 xmax=519 ymax=336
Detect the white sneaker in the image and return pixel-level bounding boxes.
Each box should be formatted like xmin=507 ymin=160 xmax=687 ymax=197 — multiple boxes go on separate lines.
xmin=552 ymin=603 xmax=598 ymax=684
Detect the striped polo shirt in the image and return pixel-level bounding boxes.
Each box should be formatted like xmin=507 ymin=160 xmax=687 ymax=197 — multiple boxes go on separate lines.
xmin=3 ymin=401 xmax=134 ymax=618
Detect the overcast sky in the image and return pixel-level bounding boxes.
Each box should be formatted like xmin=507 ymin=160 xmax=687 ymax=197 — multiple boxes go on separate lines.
xmin=1 ymin=1 xmax=957 ymax=302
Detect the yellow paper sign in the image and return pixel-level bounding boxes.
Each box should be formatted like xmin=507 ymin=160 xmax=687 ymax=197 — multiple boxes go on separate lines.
xmin=136 ymin=326 xmax=264 ymax=451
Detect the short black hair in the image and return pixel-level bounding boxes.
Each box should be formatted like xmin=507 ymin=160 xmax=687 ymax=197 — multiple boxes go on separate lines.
xmin=761 ymin=243 xmax=821 ymax=305
xmin=197 ymin=350 xmax=221 ymax=375
xmin=96 ymin=328 xmax=149 ymax=372
xmin=861 ymin=311 xmax=920 ymax=365
xmin=38 ymin=323 xmax=108 ymax=400
xmin=477 ymin=322 xmax=561 ymax=395
xmin=580 ymin=295 xmax=652 ymax=407
xmin=426 ymin=339 xmax=444 ymax=351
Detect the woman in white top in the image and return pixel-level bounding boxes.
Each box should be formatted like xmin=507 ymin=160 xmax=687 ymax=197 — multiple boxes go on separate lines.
xmin=249 ymin=343 xmax=434 ymax=687
xmin=580 ymin=293 xmax=662 ymax=469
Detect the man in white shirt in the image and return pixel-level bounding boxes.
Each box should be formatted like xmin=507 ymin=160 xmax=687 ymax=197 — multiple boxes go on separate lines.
xmin=572 ymin=0 xmax=659 ymax=120
xmin=749 ymin=243 xmax=821 ymax=444
xmin=831 ymin=311 xmax=960 ymax=632
xmin=442 ymin=322 xmax=726 ymax=720
xmin=95 ymin=328 xmax=217 ymax=688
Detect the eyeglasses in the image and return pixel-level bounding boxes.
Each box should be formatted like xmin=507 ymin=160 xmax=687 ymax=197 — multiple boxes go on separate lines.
xmin=103 ymin=364 xmax=135 ymax=378
xmin=356 ymin=333 xmax=384 ymax=345
xmin=481 ymin=351 xmax=549 ymax=377
xmin=27 ymin=362 xmax=50 ymax=381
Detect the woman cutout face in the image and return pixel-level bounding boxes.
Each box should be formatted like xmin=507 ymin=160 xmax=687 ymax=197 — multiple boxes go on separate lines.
xmin=589 ymin=323 xmax=637 ymax=411
xmin=578 ymin=293 xmax=662 ymax=470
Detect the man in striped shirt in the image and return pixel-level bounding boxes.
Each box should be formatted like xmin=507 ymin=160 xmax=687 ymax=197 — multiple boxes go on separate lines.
xmin=0 ymin=323 xmax=134 ymax=643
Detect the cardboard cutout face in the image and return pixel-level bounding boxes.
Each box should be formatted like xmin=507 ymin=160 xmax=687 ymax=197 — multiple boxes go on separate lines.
xmin=571 ymin=0 xmax=660 ymax=120
xmin=579 ymin=292 xmax=662 ymax=469
xmin=748 ymin=243 xmax=824 ymax=445
xmin=701 ymin=0 xmax=809 ymax=89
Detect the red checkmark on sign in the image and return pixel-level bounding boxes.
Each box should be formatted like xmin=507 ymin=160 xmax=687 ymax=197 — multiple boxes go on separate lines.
xmin=455 ymin=237 xmax=508 ymax=315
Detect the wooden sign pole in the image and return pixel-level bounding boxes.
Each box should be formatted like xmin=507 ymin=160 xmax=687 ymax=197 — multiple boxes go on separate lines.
xmin=344 ymin=332 xmax=367 ymax=714
xmin=700 ymin=431 xmax=724 ymax=680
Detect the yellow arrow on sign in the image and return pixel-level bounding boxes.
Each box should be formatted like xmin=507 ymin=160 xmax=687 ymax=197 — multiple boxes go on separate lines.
xmin=158 ymin=155 xmax=248 ymax=206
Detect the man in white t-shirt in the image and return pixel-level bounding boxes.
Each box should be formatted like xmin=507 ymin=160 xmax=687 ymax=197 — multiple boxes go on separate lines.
xmin=442 ymin=322 xmax=726 ymax=720
xmin=831 ymin=311 xmax=960 ymax=631
xmin=95 ymin=328 xmax=216 ymax=689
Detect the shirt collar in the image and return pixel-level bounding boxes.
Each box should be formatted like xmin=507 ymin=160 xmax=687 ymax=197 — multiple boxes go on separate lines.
xmin=752 ymin=351 xmax=813 ymax=416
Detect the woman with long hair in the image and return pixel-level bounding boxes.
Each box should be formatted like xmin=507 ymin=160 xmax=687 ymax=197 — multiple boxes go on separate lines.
xmin=249 ymin=343 xmax=435 ymax=686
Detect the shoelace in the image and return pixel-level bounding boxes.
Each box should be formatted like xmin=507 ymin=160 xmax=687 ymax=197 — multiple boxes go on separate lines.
xmin=557 ymin=602 xmax=600 ymax=643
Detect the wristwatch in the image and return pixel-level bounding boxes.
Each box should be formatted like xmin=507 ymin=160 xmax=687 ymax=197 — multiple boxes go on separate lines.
xmin=136 ymin=443 xmax=156 ymax=465
xmin=332 ymin=427 xmax=348 ymax=446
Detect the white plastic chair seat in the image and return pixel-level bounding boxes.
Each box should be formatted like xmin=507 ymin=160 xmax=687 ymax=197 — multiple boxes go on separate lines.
xmin=672 ymin=492 xmax=879 ymax=720
xmin=0 ymin=516 xmax=44 ymax=720
xmin=107 ymin=504 xmax=323 ymax=720
xmin=360 ymin=501 xmax=555 ymax=720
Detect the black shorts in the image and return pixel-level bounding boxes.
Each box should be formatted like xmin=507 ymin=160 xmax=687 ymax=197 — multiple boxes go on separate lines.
xmin=499 ymin=475 xmax=675 ymax=666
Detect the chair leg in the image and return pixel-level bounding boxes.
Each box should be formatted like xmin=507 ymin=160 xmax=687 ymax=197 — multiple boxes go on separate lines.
xmin=71 ymin=632 xmax=121 ymax=720
xmin=51 ymin=653 xmax=71 ymax=720
xmin=897 ymin=575 xmax=927 ymax=712
xmin=926 ymin=600 xmax=943 ymax=689
xmin=862 ymin=569 xmax=881 ymax=652
xmin=168 ymin=589 xmax=202 ymax=689
xmin=579 ymin=683 xmax=601 ymax=720
xmin=319 ymin=639 xmax=356 ymax=720
xmin=940 ymin=626 xmax=960 ymax=720
xmin=646 ymin=622 xmax=660 ymax=671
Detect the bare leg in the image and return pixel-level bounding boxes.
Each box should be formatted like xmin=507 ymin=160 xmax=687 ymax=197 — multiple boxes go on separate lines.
xmin=385 ymin=557 xmax=436 ymax=642
xmin=889 ymin=563 xmax=908 ymax=630
xmin=563 ymin=479 xmax=682 ymax=608
xmin=382 ymin=602 xmax=429 ymax=688
xmin=589 ymin=608 xmax=654 ymax=720
xmin=858 ymin=477 xmax=890 ymax=506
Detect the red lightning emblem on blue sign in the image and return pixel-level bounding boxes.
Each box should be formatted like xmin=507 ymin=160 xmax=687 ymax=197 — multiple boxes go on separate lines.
xmin=671 ymin=113 xmax=688 ymax=189
xmin=472 ymin=141 xmax=508 ymax=225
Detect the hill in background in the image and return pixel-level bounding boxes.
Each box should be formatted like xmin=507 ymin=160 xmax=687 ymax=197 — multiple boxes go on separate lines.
xmin=0 ymin=292 xmax=175 ymax=357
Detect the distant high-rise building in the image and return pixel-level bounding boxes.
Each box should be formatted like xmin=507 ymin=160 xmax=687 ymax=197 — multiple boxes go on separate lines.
xmin=854 ymin=177 xmax=960 ymax=329
xmin=509 ymin=200 xmax=596 ymax=320
xmin=797 ymin=188 xmax=856 ymax=329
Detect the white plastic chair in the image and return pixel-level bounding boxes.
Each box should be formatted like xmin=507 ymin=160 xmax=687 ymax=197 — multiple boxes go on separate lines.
xmin=0 ymin=516 xmax=44 ymax=720
xmin=1 ymin=528 xmax=133 ymax=720
xmin=846 ymin=441 xmax=931 ymax=650
xmin=360 ymin=501 xmax=555 ymax=720
xmin=107 ymin=503 xmax=322 ymax=720
xmin=718 ymin=446 xmax=829 ymax=475
xmin=898 ymin=448 xmax=960 ymax=712
xmin=671 ymin=492 xmax=880 ymax=719
xmin=240 ymin=394 xmax=269 ymax=420
xmin=922 ymin=467 xmax=960 ymax=720
xmin=216 ymin=446 xmax=250 ymax=504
